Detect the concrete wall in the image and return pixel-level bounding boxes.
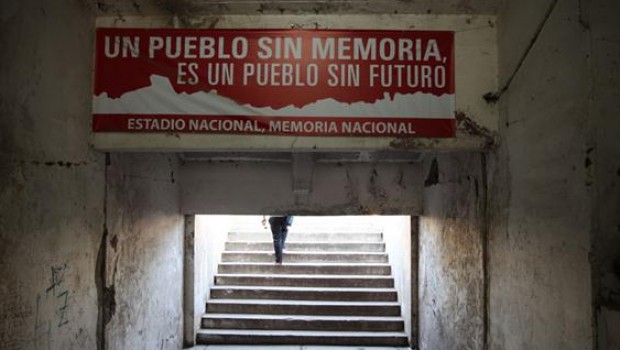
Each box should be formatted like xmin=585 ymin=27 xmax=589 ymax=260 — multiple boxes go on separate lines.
xmin=104 ymin=153 xmax=183 ymax=350
xmin=419 ymin=152 xmax=485 ymax=350
xmin=377 ymin=216 xmax=413 ymax=342
xmin=489 ymin=0 xmax=598 ymax=348
xmin=6 ymin=0 xmax=616 ymax=349
xmin=0 ymin=1 xmax=102 ymax=349
xmin=93 ymin=0 xmax=502 ymax=16
xmin=0 ymin=2 xmax=185 ymax=350
xmin=586 ymin=1 xmax=620 ymax=349
xmin=181 ymin=161 xmax=425 ymax=215
xmin=93 ymin=12 xmax=497 ymax=151
xmin=194 ymin=215 xmax=234 ymax=319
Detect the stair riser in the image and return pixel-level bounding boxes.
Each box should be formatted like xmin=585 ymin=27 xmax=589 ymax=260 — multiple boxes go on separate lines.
xmin=226 ymin=242 xmax=386 ymax=252
xmin=210 ymin=289 xmax=397 ymax=302
xmin=197 ymin=333 xmax=409 ymax=347
xmin=206 ymin=303 xmax=402 ymax=316
xmin=215 ymin=276 xmax=394 ymax=288
xmin=228 ymin=232 xmax=383 ymax=242
xmin=221 ymin=253 xmax=388 ymax=263
xmin=202 ymin=318 xmax=404 ymax=332
xmin=201 ymin=229 xmax=407 ymax=348
xmin=218 ymin=265 xmax=391 ymax=275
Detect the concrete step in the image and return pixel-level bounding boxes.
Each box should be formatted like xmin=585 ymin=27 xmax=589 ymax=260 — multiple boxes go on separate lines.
xmin=209 ymin=285 xmax=398 ymax=302
xmin=226 ymin=241 xmax=386 ymax=252
xmin=202 ymin=313 xmax=405 ymax=332
xmin=221 ymin=251 xmax=389 ymax=263
xmin=196 ymin=329 xmax=409 ymax=346
xmin=214 ymin=273 xmax=395 ymax=288
xmin=205 ymin=299 xmax=402 ymax=316
xmin=218 ymin=262 xmax=391 ymax=275
xmin=228 ymin=232 xmax=383 ymax=242
xmin=200 ymin=228 xmax=404 ymax=348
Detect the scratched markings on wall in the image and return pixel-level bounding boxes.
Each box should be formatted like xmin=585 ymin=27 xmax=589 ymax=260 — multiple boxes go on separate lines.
xmin=30 ymin=263 xmax=73 ymax=349
xmin=45 ymin=263 xmax=71 ymax=328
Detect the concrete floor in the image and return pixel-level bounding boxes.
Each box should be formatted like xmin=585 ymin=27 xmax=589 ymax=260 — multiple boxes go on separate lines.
xmin=188 ymin=346 xmax=412 ymax=350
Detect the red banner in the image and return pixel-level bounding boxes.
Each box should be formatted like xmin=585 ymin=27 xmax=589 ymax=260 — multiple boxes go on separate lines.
xmin=93 ymin=28 xmax=455 ymax=137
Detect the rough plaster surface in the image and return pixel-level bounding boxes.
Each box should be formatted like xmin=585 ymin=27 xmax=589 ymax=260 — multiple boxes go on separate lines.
xmin=95 ymin=0 xmax=503 ymax=16
xmin=0 ymin=159 xmax=104 ymax=350
xmin=93 ymin=13 xmax=497 ymax=151
xmin=587 ymin=0 xmax=620 ymax=347
xmin=490 ymin=0 xmax=598 ymax=348
xmin=181 ymin=161 xmax=424 ymax=215
xmin=598 ymin=308 xmax=620 ymax=350
xmin=496 ymin=0 xmax=556 ymax=88
xmin=1 ymin=2 xmax=187 ymax=350
xmin=104 ymin=153 xmax=183 ymax=350
xmin=419 ymin=153 xmax=485 ymax=350
xmin=0 ymin=1 xmax=102 ymax=349
xmin=3 ymin=0 xmax=616 ymax=349
xmin=0 ymin=0 xmax=96 ymax=161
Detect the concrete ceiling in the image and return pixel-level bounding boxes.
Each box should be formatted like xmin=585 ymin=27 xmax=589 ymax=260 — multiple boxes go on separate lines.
xmin=96 ymin=0 xmax=504 ymax=17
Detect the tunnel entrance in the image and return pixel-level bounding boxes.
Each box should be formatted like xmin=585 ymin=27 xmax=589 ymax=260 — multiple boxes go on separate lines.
xmin=178 ymin=151 xmax=485 ymax=349
xmin=184 ymin=215 xmax=416 ymax=347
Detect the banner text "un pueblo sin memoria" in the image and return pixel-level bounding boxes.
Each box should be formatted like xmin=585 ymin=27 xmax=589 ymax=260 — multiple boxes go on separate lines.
xmin=92 ymin=29 xmax=456 ymax=137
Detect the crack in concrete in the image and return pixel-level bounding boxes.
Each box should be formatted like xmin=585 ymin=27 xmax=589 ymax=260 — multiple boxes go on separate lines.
xmin=6 ymin=158 xmax=91 ymax=170
xmin=424 ymin=158 xmax=439 ymax=187
xmin=36 ymin=160 xmax=88 ymax=168
xmin=483 ymin=0 xmax=560 ymax=103
xmin=95 ymin=207 xmax=107 ymax=350
xmin=480 ymin=153 xmax=490 ymax=350
xmin=96 ymin=153 xmax=113 ymax=350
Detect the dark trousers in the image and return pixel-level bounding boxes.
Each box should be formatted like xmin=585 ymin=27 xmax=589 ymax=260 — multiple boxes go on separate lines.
xmin=268 ymin=217 xmax=288 ymax=263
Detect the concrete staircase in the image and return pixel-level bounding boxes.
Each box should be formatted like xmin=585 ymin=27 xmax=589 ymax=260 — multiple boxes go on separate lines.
xmin=197 ymin=229 xmax=409 ymax=346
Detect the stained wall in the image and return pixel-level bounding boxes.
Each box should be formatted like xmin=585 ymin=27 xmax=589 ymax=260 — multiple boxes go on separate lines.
xmin=488 ymin=0 xmax=609 ymax=348
xmin=0 ymin=1 xmax=103 ymax=349
xmin=419 ymin=152 xmax=486 ymax=350
xmin=0 ymin=2 xmax=185 ymax=350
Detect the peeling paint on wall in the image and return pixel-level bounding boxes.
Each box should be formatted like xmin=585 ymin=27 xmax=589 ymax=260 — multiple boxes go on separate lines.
xmin=104 ymin=153 xmax=184 ymax=350
xmin=490 ymin=0 xmax=599 ymax=348
xmin=419 ymin=153 xmax=485 ymax=350
xmin=455 ymin=111 xmax=495 ymax=147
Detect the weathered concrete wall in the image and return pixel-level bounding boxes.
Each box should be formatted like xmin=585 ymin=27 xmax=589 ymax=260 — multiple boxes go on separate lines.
xmin=104 ymin=153 xmax=183 ymax=350
xmin=93 ymin=12 xmax=497 ymax=151
xmin=489 ymin=0 xmax=595 ymax=348
xmin=419 ymin=152 xmax=485 ymax=350
xmin=94 ymin=0 xmax=502 ymax=16
xmin=0 ymin=1 xmax=103 ymax=349
xmin=0 ymin=2 xmax=186 ymax=349
xmin=189 ymin=215 xmax=235 ymax=346
xmin=586 ymin=0 xmax=620 ymax=348
xmin=181 ymin=161 xmax=424 ymax=215
xmin=378 ymin=216 xmax=413 ymax=343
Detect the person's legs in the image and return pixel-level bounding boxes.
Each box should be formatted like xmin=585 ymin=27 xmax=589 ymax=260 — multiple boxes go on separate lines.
xmin=281 ymin=226 xmax=289 ymax=251
xmin=269 ymin=217 xmax=284 ymax=263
